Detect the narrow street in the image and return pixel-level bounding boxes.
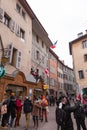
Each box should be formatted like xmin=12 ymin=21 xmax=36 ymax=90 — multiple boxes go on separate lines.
xmin=0 ymin=105 xmax=87 ymax=130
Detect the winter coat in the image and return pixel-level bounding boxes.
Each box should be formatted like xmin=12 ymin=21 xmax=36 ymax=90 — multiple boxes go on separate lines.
xmin=9 ymin=99 xmax=16 ymax=118
xmin=74 ymin=100 xmax=85 ymax=120
xmin=61 ymin=103 xmax=76 ymax=130
xmin=23 ymin=99 xmax=33 ymax=113
xmin=16 ymin=99 xmax=22 ymax=112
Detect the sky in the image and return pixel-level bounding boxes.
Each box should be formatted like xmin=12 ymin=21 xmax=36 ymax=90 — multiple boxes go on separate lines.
xmin=27 ymin=0 xmax=87 ymax=68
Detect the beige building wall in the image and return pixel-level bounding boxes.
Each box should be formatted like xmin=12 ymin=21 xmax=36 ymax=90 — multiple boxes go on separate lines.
xmin=0 ymin=0 xmax=32 ymax=76
xmin=71 ymin=37 xmax=87 ymax=89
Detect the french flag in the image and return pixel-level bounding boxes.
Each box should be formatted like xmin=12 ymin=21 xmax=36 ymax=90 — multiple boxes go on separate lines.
xmin=50 ymin=40 xmax=58 ymax=49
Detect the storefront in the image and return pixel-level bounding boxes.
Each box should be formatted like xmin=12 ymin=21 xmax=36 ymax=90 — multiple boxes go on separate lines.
xmin=0 ymin=71 xmax=44 ymax=101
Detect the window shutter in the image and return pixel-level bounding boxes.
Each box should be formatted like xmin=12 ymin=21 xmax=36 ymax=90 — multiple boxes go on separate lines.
xmin=0 ymin=8 xmax=4 ymax=23
xmin=15 ymin=24 xmax=20 ymax=37
xmin=16 ymin=50 xmax=21 ymax=68
xmin=7 ymin=44 xmax=13 ymax=63
xmin=9 ymin=19 xmax=15 ymax=32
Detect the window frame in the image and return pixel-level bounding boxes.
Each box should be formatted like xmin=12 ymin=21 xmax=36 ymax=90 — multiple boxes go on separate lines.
xmin=78 ymin=70 xmax=84 ymax=79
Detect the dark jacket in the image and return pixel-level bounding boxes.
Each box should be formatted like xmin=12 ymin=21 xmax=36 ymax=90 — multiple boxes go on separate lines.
xmin=23 ymin=99 xmax=33 ymax=113
xmin=61 ymin=103 xmax=76 ymax=130
xmin=9 ymin=99 xmax=16 ymax=118
xmin=74 ymin=100 xmax=85 ymax=120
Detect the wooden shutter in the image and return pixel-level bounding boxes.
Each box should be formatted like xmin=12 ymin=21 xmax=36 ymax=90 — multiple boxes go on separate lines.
xmin=8 ymin=44 xmax=13 ymax=63
xmin=16 ymin=50 xmax=21 ymax=68
xmin=0 ymin=8 xmax=4 ymax=23
xmin=15 ymin=24 xmax=20 ymax=37
xmin=9 ymin=19 xmax=15 ymax=32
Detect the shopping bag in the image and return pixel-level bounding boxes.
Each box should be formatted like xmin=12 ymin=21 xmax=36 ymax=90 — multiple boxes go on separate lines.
xmin=1 ymin=104 xmax=7 ymax=115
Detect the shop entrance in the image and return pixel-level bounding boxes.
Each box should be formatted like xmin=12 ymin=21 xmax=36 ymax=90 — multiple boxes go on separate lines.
xmin=6 ymin=84 xmax=27 ymax=97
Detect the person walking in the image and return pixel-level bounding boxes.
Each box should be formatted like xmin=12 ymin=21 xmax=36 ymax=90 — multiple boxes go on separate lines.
xmin=14 ymin=96 xmax=23 ymax=127
xmin=1 ymin=94 xmax=11 ymax=129
xmin=32 ymin=98 xmax=40 ymax=129
xmin=9 ymin=95 xmax=16 ymax=129
xmin=23 ymin=96 xmax=33 ymax=130
xmin=40 ymin=95 xmax=48 ymax=122
xmin=74 ymin=98 xmax=87 ymax=130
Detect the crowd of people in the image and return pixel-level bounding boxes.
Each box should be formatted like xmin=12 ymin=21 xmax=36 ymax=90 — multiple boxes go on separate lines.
xmin=0 ymin=93 xmax=49 ymax=130
xmin=55 ymin=94 xmax=87 ymax=130
xmin=0 ymin=92 xmax=87 ymax=130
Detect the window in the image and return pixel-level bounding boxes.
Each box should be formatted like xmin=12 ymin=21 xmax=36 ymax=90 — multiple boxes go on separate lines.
xmin=4 ymin=13 xmax=11 ymax=27
xmin=22 ymin=10 xmax=25 ymax=19
xmin=9 ymin=19 xmax=15 ymax=32
xmin=78 ymin=70 xmax=84 ymax=79
xmin=20 ymin=28 xmax=25 ymax=40
xmin=0 ymin=8 xmax=4 ymax=22
xmin=36 ymin=50 xmax=39 ymax=60
xmin=82 ymin=40 xmax=87 ymax=48
xmin=42 ymin=56 xmax=44 ymax=63
xmin=36 ymin=35 xmax=39 ymax=43
xmin=8 ymin=44 xmax=21 ymax=68
xmin=84 ymin=54 xmax=87 ymax=61
xmin=42 ymin=41 xmax=44 ymax=48
xmin=15 ymin=24 xmax=20 ymax=36
xmin=16 ymin=3 xmax=21 ymax=13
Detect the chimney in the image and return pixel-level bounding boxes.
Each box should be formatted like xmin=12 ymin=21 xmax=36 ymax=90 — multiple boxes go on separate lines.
xmin=77 ymin=32 xmax=83 ymax=38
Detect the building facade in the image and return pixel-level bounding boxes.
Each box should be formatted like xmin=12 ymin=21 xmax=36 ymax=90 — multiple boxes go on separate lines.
xmin=0 ymin=0 xmax=52 ymax=101
xmin=49 ymin=49 xmax=58 ymax=97
xmin=69 ymin=31 xmax=87 ymax=95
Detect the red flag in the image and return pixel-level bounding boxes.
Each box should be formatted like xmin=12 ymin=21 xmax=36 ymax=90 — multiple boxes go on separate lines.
xmin=45 ymin=68 xmax=49 ymax=77
xmin=50 ymin=40 xmax=58 ymax=49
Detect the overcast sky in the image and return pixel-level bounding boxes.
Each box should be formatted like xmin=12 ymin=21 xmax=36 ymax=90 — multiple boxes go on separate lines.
xmin=27 ymin=0 xmax=87 ymax=68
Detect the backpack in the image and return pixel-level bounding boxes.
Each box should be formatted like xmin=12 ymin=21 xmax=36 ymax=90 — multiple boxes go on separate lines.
xmin=24 ymin=100 xmax=33 ymax=113
xmin=55 ymin=106 xmax=66 ymax=125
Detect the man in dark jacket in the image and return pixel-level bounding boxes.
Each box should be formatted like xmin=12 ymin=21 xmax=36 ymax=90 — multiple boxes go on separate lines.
xmin=9 ymin=95 xmax=16 ymax=128
xmin=74 ymin=99 xmax=87 ymax=130
xmin=57 ymin=95 xmax=77 ymax=130
xmin=23 ymin=96 xmax=33 ymax=130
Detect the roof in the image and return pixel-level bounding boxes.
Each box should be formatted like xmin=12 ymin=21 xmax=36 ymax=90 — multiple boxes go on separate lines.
xmin=69 ymin=34 xmax=87 ymax=55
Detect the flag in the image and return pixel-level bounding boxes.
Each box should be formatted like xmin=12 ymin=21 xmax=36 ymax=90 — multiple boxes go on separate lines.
xmin=45 ymin=68 xmax=49 ymax=77
xmin=50 ymin=40 xmax=58 ymax=49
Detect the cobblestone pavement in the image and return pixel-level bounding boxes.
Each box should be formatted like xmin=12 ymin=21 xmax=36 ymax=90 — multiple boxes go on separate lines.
xmin=0 ymin=105 xmax=87 ymax=130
